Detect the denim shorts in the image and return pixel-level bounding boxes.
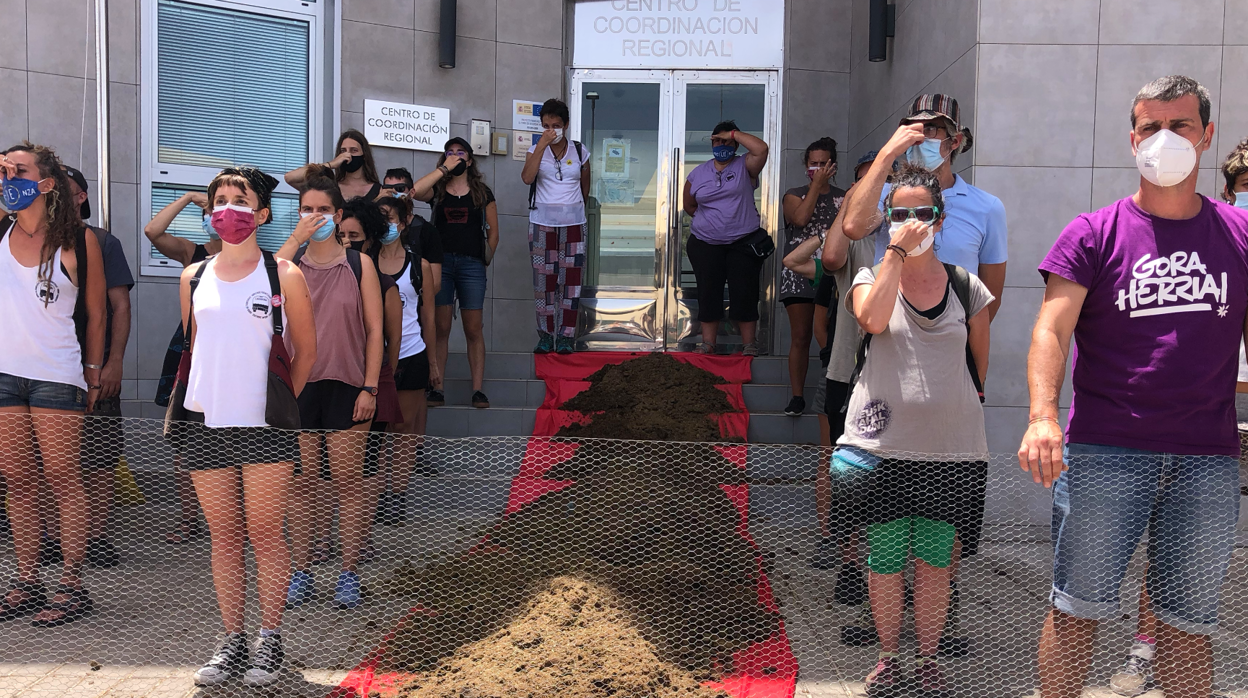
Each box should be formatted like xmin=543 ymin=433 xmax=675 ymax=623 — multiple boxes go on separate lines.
xmin=0 ymin=372 xmax=87 ymax=412
xmin=435 ymin=253 xmax=487 ymax=311
xmin=1051 ymin=442 xmax=1242 ymax=634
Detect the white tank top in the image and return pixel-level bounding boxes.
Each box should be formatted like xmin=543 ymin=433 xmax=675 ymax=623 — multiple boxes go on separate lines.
xmin=0 ymin=231 xmax=85 ymax=389
xmin=184 ymin=256 xmax=285 ymax=427
xmin=394 ymin=254 xmax=426 ymax=360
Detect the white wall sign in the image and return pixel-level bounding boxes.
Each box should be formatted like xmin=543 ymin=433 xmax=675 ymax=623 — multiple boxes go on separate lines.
xmin=573 ymin=0 xmax=784 ymax=69
xmin=364 ymin=99 xmax=450 ymax=152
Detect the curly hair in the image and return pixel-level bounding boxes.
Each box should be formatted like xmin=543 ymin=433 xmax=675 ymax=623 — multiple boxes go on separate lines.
xmin=376 ymin=196 xmax=411 ymax=226
xmin=1221 ymin=138 xmax=1248 ymax=203
xmin=2 ymin=142 xmax=84 ymax=292
xmin=342 ymin=198 xmax=388 ymax=263
xmin=884 ymin=163 xmax=945 ymax=216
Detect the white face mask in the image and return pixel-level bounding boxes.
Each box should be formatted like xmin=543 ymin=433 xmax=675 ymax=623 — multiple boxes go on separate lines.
xmin=889 ymin=221 xmax=934 ymax=257
xmin=551 ymin=130 xmax=564 ymax=144
xmin=1134 ymin=128 xmax=1203 ymax=188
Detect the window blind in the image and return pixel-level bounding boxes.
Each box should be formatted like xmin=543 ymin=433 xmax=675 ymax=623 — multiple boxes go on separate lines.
xmin=151 ymin=184 xmax=299 ymax=257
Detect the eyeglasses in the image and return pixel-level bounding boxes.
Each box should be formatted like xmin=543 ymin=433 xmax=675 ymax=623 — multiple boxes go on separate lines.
xmin=886 ymin=205 xmax=941 ymax=223
xmin=382 ymin=182 xmax=410 ymax=192
xmin=554 ymin=157 xmax=564 ymax=182
xmin=445 ymin=151 xmax=469 ymax=159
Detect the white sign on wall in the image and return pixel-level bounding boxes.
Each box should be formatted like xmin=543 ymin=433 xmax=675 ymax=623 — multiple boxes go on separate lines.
xmin=573 ymin=0 xmax=784 ymax=69
xmin=364 ymin=99 xmax=450 ymax=152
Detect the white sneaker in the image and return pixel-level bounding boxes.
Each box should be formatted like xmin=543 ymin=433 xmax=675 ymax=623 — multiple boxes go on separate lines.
xmin=193 ymin=632 xmax=248 ymax=686
xmin=241 ymin=633 xmax=284 ymax=687
xmin=1110 ymin=649 xmax=1156 ymax=696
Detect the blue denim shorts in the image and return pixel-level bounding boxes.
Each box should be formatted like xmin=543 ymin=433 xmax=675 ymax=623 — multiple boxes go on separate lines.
xmin=1051 ymin=442 xmax=1241 ymax=634
xmin=435 ymin=253 xmax=488 ymax=311
xmin=0 ymin=372 xmax=87 ymax=412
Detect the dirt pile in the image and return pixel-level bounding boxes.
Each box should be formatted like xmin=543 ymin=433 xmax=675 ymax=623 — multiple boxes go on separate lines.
xmin=557 ymin=353 xmax=735 ymax=442
xmin=394 ymin=577 xmax=725 ymax=698
xmin=379 ymin=354 xmax=773 ymax=690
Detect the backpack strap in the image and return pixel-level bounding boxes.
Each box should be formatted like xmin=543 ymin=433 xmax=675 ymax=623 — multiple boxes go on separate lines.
xmin=402 ymin=244 xmax=423 ymax=295
xmin=262 ymin=251 xmax=284 ymax=338
xmin=346 ymin=248 xmax=363 ymax=287
xmin=943 ymin=263 xmax=986 ymax=403
xmin=840 ymin=263 xmax=882 ymax=416
xmin=72 ymin=226 xmax=89 ymax=351
xmin=291 ymin=246 xmax=305 ymax=266
xmin=183 ymin=259 xmax=211 ymax=352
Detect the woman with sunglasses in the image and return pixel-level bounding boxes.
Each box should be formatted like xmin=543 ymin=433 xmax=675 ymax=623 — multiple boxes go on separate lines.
xmin=682 ymin=120 xmax=770 ymax=355
xmin=520 ymin=98 xmax=589 ymax=354
xmin=410 ymin=137 xmax=498 ymax=408
xmin=285 ymin=129 xmax=382 ymax=202
xmin=837 ymin=165 xmax=990 ymax=698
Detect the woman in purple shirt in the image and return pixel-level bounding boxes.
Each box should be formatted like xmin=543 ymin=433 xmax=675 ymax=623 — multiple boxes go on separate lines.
xmin=682 ymin=121 xmax=770 ymax=355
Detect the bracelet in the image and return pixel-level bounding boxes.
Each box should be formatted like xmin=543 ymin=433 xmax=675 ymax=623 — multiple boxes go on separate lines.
xmin=83 ymin=363 xmax=103 ymax=370
xmin=438 ymin=165 xmax=450 ymax=176
xmin=1028 ymin=416 xmax=1059 ymax=425
xmin=885 ymin=244 xmax=907 ymax=259
xmin=88 ymin=384 xmax=101 ymax=390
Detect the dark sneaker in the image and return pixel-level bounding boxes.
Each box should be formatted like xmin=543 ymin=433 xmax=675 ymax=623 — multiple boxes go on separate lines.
xmin=534 ymin=332 xmax=554 ymax=354
xmin=784 ymin=395 xmax=806 ymax=416
xmin=194 ymin=632 xmax=248 ymax=686
xmin=938 ymin=581 xmax=970 ymax=658
xmin=865 ymin=655 xmax=902 ymax=698
xmin=87 ymin=538 xmax=120 ymax=569
xmin=334 ymin=570 xmax=363 ymax=609
xmin=38 ymin=539 xmax=62 ymax=566
xmin=833 ymin=563 xmax=868 ymax=606
xmin=555 ymin=336 xmax=576 ymax=354
xmin=242 ymin=633 xmax=284 ymax=687
xmin=841 ymin=605 xmax=879 ymax=646
xmin=426 ymin=389 xmax=445 ymax=407
xmin=285 ymin=570 xmax=314 ymax=609
xmin=915 ymin=657 xmax=949 ymax=698
xmin=810 ymin=535 xmax=838 ymax=570
xmin=471 ymin=390 xmax=490 ymax=409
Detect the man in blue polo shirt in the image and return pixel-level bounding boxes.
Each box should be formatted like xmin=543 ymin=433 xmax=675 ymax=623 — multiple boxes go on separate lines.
xmin=841 ymin=94 xmax=1008 ymax=320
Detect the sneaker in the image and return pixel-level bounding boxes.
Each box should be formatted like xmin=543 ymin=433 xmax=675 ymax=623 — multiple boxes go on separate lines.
xmin=242 ymin=633 xmax=284 ymax=687
xmin=555 ymin=336 xmax=576 ymax=354
xmin=810 ymin=535 xmax=838 ymax=570
xmin=194 ymin=632 xmax=249 ymax=686
xmin=534 ymin=332 xmax=554 ymax=354
xmin=285 ymin=570 xmax=314 ymax=609
xmin=1110 ymin=648 xmax=1156 ymax=696
xmin=86 ymin=538 xmax=120 ymax=569
xmin=833 ymin=563 xmax=868 ymax=606
xmin=426 ymin=389 xmax=445 ymax=407
xmin=841 ymin=604 xmax=879 ymax=646
xmin=784 ymin=395 xmax=805 ymax=416
xmin=938 ymin=581 xmax=970 ymax=658
xmin=865 ymin=655 xmax=902 ymax=698
xmin=471 ymin=390 xmax=490 ymax=409
xmin=334 ymin=570 xmax=363 ymax=609
xmin=741 ymin=342 xmax=760 ymax=357
xmin=915 ymin=656 xmax=949 ymax=697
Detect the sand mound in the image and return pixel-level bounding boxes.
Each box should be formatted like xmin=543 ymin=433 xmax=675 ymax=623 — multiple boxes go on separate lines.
xmin=394 ymin=577 xmax=725 ymax=698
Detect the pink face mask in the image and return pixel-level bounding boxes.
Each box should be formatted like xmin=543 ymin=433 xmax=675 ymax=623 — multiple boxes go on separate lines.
xmin=806 ymin=166 xmax=821 ymax=181
xmin=210 ymin=204 xmax=258 ymax=245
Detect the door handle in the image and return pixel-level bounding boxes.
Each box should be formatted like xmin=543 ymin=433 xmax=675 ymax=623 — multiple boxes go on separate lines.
xmin=670 ymin=147 xmax=681 ymax=233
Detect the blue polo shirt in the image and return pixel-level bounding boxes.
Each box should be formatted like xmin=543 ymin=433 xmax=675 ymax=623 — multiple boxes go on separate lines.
xmin=872 ymin=174 xmax=1008 ymax=273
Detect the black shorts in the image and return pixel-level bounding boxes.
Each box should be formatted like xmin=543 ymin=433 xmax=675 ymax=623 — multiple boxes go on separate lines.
xmin=395 ymin=351 xmax=430 ymax=392
xmin=824 ymin=379 xmax=852 ymax=443
xmin=813 ymin=273 xmax=837 ymax=308
xmin=859 ymin=457 xmax=989 ymax=559
xmin=82 ymin=396 xmax=124 ymax=471
xmin=298 ymin=379 xmax=370 ymax=431
xmin=780 ymin=296 xmax=814 ymax=307
xmin=685 ymin=234 xmax=764 ymax=323
xmin=172 ymin=412 xmax=301 ymax=472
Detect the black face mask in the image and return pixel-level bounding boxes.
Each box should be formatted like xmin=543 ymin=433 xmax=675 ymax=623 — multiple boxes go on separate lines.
xmin=447 ymin=160 xmax=468 ymax=177
xmin=341 ymin=155 xmax=365 ymax=173
xmin=349 ymin=240 xmax=367 ymax=253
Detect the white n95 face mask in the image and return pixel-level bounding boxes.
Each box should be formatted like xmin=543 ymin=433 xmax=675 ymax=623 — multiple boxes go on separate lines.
xmin=1135 ymin=129 xmax=1202 ymax=188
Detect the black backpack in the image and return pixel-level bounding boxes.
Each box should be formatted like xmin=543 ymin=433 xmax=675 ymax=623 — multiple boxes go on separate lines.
xmin=841 ymin=262 xmax=985 ymax=416
xmin=528 ymin=141 xmax=585 ymax=210
xmin=1 ymin=215 xmax=91 ymax=351
xmin=292 ymin=246 xmax=363 ymax=288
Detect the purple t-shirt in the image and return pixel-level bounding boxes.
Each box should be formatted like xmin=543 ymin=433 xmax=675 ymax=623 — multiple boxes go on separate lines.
xmin=1039 ymin=196 xmax=1248 ymax=455
xmin=687 ymin=156 xmax=761 ymax=244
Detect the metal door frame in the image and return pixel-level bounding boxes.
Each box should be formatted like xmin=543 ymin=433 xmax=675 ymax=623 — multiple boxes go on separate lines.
xmin=568 ymin=69 xmax=781 ymax=352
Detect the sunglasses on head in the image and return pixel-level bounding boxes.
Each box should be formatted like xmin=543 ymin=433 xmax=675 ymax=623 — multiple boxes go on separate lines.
xmin=383 ymin=182 xmax=410 ymax=192
xmin=887 ymin=205 xmax=940 ymax=223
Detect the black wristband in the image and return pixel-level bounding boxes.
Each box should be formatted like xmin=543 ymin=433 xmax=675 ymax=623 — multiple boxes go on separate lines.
xmin=886 ymin=244 xmax=908 ymax=259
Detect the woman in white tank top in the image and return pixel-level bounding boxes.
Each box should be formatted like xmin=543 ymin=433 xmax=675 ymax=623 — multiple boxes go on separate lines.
xmin=178 ymin=167 xmax=316 ymax=688
xmin=0 ymin=144 xmax=106 ymax=628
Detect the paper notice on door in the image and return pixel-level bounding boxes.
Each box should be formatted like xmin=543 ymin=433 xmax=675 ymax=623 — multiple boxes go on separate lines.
xmin=513 ymin=131 xmax=540 ymax=161
xmin=602 ymin=138 xmax=630 ymax=179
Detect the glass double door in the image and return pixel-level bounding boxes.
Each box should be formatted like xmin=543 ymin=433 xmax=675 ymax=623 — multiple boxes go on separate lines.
xmin=569 ymin=69 xmax=780 ymax=352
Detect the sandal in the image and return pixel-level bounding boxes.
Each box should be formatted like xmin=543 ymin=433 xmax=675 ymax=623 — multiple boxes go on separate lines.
xmin=741 ymin=342 xmax=760 ymax=357
xmin=310 ymin=538 xmax=334 ymax=565
xmin=0 ymin=579 xmax=46 ymax=622
xmin=166 ymin=519 xmax=204 ymax=545
xmin=30 ymin=585 xmax=92 ymax=627
xmin=693 ymin=342 xmax=717 ymax=355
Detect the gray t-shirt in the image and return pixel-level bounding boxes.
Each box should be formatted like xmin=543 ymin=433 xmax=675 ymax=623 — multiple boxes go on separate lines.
xmin=89 ymin=226 xmax=134 ymax=364
xmin=825 ymin=229 xmax=878 ymax=384
xmin=837 ymin=265 xmax=994 ymax=459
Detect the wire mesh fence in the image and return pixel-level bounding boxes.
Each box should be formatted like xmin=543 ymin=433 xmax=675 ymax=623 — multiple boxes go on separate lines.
xmin=0 ymin=415 xmax=1244 ymax=697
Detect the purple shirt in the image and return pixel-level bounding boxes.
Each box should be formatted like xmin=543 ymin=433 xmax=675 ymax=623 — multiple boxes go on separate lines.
xmin=1040 ymin=196 xmax=1248 ymax=455
xmin=687 ymin=156 xmax=761 ymax=244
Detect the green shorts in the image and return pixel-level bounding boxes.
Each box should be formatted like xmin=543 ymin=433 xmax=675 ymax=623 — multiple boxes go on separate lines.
xmin=866 ymin=516 xmax=957 ymax=575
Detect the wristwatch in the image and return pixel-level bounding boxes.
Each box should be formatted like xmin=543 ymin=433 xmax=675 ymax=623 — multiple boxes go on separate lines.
xmin=361 ymin=385 xmax=378 ymax=396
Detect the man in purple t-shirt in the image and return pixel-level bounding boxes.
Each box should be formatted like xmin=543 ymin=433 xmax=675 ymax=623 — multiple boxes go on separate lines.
xmin=1020 ymin=75 xmax=1248 ymax=698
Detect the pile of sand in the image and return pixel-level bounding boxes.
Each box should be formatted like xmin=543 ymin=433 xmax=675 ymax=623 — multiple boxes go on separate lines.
xmin=394 ymin=577 xmax=725 ymax=698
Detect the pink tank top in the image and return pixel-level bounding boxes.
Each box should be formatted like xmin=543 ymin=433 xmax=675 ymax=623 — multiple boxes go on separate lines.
xmin=299 ymin=252 xmax=366 ymax=386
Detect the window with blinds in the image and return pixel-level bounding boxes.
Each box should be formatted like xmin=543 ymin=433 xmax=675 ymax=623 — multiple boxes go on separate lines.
xmin=149 ymin=185 xmax=300 ymax=257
